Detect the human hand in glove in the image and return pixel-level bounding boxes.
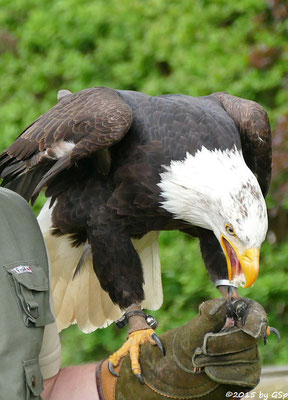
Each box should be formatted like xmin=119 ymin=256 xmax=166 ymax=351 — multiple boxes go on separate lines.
xmin=96 ymin=297 xmax=279 ymax=400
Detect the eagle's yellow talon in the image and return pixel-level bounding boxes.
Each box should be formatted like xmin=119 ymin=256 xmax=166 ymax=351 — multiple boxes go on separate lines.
xmin=108 ymin=328 xmax=155 ymax=377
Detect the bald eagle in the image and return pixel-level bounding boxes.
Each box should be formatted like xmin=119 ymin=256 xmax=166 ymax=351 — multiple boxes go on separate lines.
xmin=0 ymin=87 xmax=271 ymax=378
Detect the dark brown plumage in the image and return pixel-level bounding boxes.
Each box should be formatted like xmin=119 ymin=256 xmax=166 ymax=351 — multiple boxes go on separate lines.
xmin=214 ymin=92 xmax=271 ymax=197
xmin=0 ymin=87 xmax=133 ymax=201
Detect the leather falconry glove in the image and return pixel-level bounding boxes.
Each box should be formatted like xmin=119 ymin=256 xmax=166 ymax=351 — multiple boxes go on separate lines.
xmin=96 ymin=297 xmax=277 ymax=400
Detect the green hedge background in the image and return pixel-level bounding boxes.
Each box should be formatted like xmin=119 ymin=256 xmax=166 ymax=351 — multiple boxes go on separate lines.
xmin=1 ymin=0 xmax=287 ymax=366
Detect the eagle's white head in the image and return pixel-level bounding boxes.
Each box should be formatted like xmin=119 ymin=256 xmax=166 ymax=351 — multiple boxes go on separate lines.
xmin=158 ymin=146 xmax=268 ymax=288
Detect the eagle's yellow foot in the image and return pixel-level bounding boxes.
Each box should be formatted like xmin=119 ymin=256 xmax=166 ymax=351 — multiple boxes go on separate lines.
xmin=108 ymin=328 xmax=165 ymax=383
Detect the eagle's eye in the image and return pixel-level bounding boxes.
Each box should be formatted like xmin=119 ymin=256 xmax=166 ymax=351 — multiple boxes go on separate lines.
xmin=225 ymin=223 xmax=236 ymax=236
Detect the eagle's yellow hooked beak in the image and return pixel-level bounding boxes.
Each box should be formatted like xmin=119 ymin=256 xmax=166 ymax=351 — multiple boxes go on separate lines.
xmin=221 ymin=235 xmax=260 ymax=288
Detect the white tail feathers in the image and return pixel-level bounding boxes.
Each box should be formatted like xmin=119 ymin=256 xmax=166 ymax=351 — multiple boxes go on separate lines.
xmin=37 ymin=200 xmax=163 ymax=333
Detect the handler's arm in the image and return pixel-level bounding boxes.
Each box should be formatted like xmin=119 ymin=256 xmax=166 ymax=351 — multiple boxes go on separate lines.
xmin=42 ymin=364 xmax=99 ymax=400
xmin=39 ymin=318 xmax=99 ymax=400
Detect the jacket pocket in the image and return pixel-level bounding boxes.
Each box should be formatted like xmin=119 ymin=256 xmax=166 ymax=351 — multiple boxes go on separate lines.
xmin=4 ymin=262 xmax=54 ymax=327
xmin=23 ymin=358 xmax=44 ymax=400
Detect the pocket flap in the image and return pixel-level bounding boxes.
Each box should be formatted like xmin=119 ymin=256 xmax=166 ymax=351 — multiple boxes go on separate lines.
xmin=5 ymin=262 xmax=49 ymax=291
xmin=23 ymin=358 xmax=44 ymax=396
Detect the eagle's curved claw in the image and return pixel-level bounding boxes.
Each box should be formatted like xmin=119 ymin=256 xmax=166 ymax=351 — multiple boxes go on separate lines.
xmin=269 ymin=326 xmax=281 ymax=342
xmin=135 ymin=373 xmax=145 ymax=385
xmin=108 ymin=360 xmax=120 ymax=377
xmin=151 ymin=332 xmax=166 ymax=356
xmin=264 ymin=326 xmax=281 ymax=345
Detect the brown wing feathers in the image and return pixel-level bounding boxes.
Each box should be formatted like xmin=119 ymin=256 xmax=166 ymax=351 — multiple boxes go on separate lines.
xmin=214 ymin=92 xmax=272 ymax=197
xmin=0 ymin=88 xmax=271 ymax=204
xmin=0 ymin=87 xmax=133 ymax=201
